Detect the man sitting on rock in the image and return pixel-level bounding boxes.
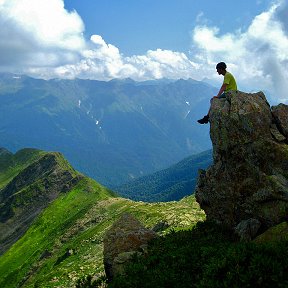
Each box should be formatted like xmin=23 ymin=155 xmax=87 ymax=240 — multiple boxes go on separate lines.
xmin=198 ymin=62 xmax=237 ymax=124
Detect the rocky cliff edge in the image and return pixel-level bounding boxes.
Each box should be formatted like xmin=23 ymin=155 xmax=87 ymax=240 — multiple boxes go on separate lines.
xmin=195 ymin=91 xmax=288 ymax=240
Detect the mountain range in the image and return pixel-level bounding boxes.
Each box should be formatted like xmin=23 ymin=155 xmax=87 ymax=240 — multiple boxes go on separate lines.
xmin=0 ymin=74 xmax=214 ymax=187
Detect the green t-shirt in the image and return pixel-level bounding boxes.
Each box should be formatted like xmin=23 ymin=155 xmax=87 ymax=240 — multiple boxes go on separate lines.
xmin=223 ymin=71 xmax=237 ymax=92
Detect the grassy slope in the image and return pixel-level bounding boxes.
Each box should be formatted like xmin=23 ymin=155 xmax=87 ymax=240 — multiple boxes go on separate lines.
xmin=0 ymin=177 xmax=204 ymax=288
xmin=0 ymin=148 xmax=84 ymax=254
xmin=0 ymin=148 xmax=45 ymax=189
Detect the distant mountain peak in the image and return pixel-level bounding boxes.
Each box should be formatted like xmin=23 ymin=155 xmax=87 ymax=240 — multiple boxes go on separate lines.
xmin=109 ymin=77 xmax=135 ymax=84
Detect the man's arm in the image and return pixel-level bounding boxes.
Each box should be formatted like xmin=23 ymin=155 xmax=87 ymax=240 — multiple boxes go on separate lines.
xmin=214 ymin=83 xmax=227 ymax=98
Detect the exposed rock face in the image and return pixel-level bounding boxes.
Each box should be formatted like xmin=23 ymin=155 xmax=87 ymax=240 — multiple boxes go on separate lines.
xmin=103 ymin=213 xmax=157 ymax=281
xmin=0 ymin=152 xmax=82 ymax=254
xmin=271 ymin=103 xmax=288 ymax=138
xmin=235 ymin=218 xmax=261 ymax=241
xmin=195 ymin=91 xmax=288 ymax=238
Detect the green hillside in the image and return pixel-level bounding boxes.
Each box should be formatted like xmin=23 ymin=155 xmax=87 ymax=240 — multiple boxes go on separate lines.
xmin=0 ymin=148 xmax=205 ymax=288
xmin=0 ymin=147 xmax=85 ymax=254
xmin=116 ymin=149 xmax=212 ymax=202
xmin=0 ymin=148 xmax=44 ymax=189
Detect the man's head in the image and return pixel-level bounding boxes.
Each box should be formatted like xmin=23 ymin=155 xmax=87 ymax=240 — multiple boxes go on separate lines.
xmin=216 ymin=62 xmax=226 ymax=75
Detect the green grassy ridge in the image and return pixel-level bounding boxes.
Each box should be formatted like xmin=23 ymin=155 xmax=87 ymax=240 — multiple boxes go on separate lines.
xmin=0 ymin=148 xmax=13 ymax=172
xmin=0 ymin=148 xmax=45 ymax=189
xmin=0 ymin=148 xmax=79 ymax=209
xmin=0 ymin=188 xmax=204 ymax=287
xmin=0 ymin=148 xmax=71 ymax=194
xmin=0 ymin=148 xmax=85 ymax=254
xmin=0 ymin=177 xmax=114 ymax=288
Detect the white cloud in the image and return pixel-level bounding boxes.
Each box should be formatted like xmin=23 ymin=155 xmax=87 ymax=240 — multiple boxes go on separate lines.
xmin=126 ymin=49 xmax=199 ymax=80
xmin=0 ymin=0 xmax=200 ymax=81
xmin=40 ymin=37 xmax=199 ymax=81
xmin=190 ymin=0 xmax=288 ymax=102
xmin=7 ymin=0 xmax=84 ymax=49
xmin=0 ymin=0 xmax=85 ymax=69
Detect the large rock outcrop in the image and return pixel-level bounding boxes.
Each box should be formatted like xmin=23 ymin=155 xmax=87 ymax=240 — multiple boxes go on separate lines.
xmin=195 ymin=91 xmax=288 ymax=239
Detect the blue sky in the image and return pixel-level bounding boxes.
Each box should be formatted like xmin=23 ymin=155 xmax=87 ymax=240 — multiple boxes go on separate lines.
xmin=0 ymin=0 xmax=287 ymax=102
xmin=64 ymin=0 xmax=272 ymax=56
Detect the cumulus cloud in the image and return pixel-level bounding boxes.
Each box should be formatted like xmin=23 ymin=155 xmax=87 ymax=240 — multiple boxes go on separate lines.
xmin=44 ymin=36 xmax=199 ymax=81
xmin=0 ymin=0 xmax=85 ymax=70
xmin=0 ymin=0 xmax=199 ymax=81
xmin=0 ymin=0 xmax=288 ymax=102
xmin=191 ymin=0 xmax=288 ymax=102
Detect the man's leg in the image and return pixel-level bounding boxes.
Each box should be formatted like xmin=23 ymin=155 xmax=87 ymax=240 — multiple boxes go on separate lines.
xmin=197 ymin=93 xmax=226 ymax=124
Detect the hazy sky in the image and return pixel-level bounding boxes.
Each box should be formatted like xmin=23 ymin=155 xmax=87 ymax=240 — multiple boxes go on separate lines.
xmin=0 ymin=0 xmax=288 ymax=102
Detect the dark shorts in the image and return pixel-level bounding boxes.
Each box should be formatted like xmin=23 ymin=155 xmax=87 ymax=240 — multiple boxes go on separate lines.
xmin=218 ymin=92 xmax=227 ymax=99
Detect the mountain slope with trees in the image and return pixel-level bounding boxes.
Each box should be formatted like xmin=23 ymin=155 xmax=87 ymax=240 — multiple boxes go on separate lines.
xmin=0 ymin=74 xmax=214 ymax=187
xmin=116 ymin=149 xmax=212 ymax=202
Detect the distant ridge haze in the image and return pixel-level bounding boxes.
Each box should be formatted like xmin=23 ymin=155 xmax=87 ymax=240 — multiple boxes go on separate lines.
xmin=0 ymin=74 xmax=214 ymax=187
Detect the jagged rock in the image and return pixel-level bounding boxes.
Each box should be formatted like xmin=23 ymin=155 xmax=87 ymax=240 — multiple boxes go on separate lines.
xmin=103 ymin=213 xmax=157 ymax=281
xmin=235 ymin=218 xmax=261 ymax=241
xmin=270 ymin=124 xmax=287 ymax=142
xmin=195 ymin=91 xmax=288 ymax=235
xmin=271 ymin=103 xmax=288 ymax=138
xmin=152 ymin=220 xmax=169 ymax=232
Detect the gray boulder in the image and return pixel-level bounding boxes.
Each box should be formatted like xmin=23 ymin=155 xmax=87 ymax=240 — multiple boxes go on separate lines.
xmin=235 ymin=218 xmax=261 ymax=241
xmin=103 ymin=213 xmax=157 ymax=280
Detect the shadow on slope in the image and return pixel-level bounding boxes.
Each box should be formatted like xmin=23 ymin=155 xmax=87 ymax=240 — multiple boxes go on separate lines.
xmin=110 ymin=221 xmax=288 ymax=288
